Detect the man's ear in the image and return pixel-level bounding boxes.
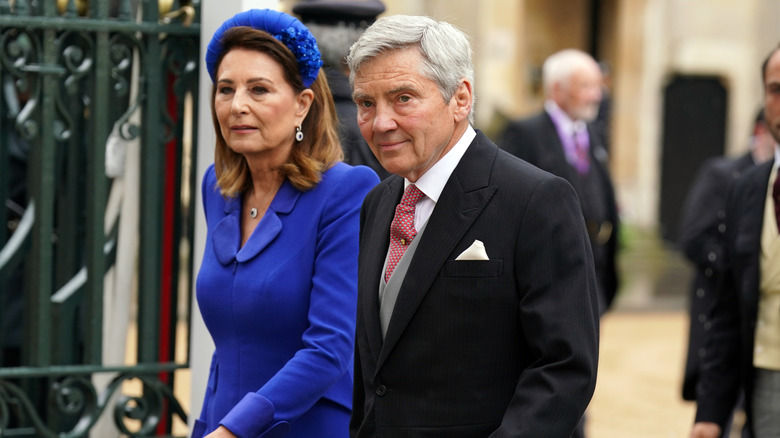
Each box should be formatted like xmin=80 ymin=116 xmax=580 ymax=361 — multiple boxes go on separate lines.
xmin=452 ymin=79 xmax=473 ymax=122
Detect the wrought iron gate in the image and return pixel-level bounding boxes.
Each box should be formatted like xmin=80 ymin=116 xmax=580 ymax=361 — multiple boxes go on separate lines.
xmin=0 ymin=0 xmax=200 ymax=436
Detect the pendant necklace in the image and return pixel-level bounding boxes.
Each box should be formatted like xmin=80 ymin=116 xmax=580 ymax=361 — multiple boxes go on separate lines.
xmin=247 ymin=181 xmax=281 ymax=220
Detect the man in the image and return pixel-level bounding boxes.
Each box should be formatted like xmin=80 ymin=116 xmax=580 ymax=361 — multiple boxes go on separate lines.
xmin=347 ymin=15 xmax=599 ymax=437
xmin=678 ymin=108 xmax=776 ymax=404
xmin=293 ymin=0 xmax=390 ymax=179
xmin=497 ymin=49 xmax=620 ymax=315
xmin=691 ymin=45 xmax=780 ymax=438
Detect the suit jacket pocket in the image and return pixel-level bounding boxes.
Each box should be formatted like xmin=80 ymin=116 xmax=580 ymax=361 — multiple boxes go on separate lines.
xmin=441 ymin=259 xmax=503 ymax=278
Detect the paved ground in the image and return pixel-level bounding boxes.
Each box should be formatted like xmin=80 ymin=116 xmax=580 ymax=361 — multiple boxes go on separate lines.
xmin=588 ymin=310 xmax=697 ymax=438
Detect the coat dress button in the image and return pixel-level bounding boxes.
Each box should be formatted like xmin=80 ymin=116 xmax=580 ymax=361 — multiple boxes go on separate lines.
xmin=376 ymin=385 xmax=387 ymax=396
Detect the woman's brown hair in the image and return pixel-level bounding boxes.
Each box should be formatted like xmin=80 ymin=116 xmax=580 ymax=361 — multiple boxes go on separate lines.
xmin=210 ymin=26 xmax=343 ymax=197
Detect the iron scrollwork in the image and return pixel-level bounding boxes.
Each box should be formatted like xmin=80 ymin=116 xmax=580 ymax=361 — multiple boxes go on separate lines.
xmin=0 ymin=373 xmax=188 ymax=437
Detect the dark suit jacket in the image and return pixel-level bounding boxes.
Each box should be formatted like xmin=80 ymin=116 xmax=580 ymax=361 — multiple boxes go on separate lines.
xmin=677 ymin=152 xmax=754 ymax=401
xmin=350 ymin=131 xmax=600 ymax=438
xmin=695 ymin=160 xmax=774 ymax=434
xmin=497 ymin=112 xmax=620 ymax=311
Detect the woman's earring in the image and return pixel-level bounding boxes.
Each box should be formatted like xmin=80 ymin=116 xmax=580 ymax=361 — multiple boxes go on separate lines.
xmin=295 ymin=125 xmax=304 ymax=142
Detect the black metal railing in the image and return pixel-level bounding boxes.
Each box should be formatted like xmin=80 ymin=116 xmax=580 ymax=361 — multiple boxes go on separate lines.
xmin=0 ymin=0 xmax=200 ymax=435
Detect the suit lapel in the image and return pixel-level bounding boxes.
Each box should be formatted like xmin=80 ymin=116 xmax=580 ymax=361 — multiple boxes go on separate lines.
xmin=377 ymin=133 xmax=498 ymax=370
xmin=540 ymin=113 xmax=578 ymax=181
xmin=738 ymin=162 xmax=772 ymax=313
xmin=361 ymin=178 xmax=404 ymax=363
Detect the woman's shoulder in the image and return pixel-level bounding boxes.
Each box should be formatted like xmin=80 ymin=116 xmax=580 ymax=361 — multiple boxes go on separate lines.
xmin=202 ymin=163 xmax=217 ymax=185
xmin=321 ymin=161 xmax=380 ymax=189
xmin=201 ymin=164 xmax=224 ymax=200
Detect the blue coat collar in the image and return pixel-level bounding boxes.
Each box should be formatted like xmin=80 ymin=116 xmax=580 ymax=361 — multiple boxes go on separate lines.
xmin=212 ymin=180 xmax=301 ymax=264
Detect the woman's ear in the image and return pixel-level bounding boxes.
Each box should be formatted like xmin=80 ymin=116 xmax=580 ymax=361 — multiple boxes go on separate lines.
xmin=296 ymin=89 xmax=315 ymax=121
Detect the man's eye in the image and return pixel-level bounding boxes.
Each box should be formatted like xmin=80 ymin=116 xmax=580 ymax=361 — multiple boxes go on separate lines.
xmin=398 ymin=95 xmax=411 ymax=103
xmin=359 ymin=101 xmax=374 ymax=109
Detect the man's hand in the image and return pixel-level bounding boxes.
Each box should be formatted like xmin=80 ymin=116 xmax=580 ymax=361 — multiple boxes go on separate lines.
xmin=690 ymin=422 xmax=721 ymax=438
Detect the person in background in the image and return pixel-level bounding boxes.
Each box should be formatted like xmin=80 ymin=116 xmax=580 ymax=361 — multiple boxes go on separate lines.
xmin=293 ymin=0 xmax=390 ymax=180
xmin=193 ymin=9 xmax=379 ymax=438
xmin=348 ymin=15 xmax=599 ymax=437
xmin=690 ymin=44 xmax=780 ymax=438
xmin=678 ymin=108 xmax=775 ymax=406
xmin=497 ymin=48 xmax=620 ymax=317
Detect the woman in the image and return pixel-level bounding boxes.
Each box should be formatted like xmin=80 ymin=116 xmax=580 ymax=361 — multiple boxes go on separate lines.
xmin=193 ymin=9 xmax=379 ymax=438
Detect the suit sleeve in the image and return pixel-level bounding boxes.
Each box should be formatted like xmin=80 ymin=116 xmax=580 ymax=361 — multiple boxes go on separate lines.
xmin=677 ymin=159 xmax=730 ymax=270
xmin=493 ymin=176 xmax=600 ymax=437
xmin=693 ymin=182 xmax=745 ymax=429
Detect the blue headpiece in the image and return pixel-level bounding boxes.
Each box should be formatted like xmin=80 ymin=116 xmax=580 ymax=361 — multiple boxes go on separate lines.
xmin=205 ymin=9 xmax=323 ymax=88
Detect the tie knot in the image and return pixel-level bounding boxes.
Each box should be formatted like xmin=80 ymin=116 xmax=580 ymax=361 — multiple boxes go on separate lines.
xmin=400 ymin=184 xmax=425 ymax=206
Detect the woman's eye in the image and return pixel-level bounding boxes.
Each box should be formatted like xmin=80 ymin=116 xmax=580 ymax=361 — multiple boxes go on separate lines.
xmin=218 ymin=86 xmax=234 ymax=95
xmin=252 ymin=86 xmax=268 ymax=94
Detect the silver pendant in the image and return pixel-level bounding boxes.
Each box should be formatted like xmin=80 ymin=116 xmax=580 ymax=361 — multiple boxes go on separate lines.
xmin=250 ymin=207 xmax=258 ymax=218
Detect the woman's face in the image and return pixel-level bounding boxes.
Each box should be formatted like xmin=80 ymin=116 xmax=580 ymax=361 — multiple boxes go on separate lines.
xmin=214 ymin=48 xmax=312 ymax=163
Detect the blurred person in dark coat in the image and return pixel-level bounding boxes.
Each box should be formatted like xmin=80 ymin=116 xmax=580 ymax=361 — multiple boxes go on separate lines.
xmin=679 ymin=108 xmax=776 ymax=404
xmin=497 ymin=49 xmax=620 ymax=316
xmin=691 ymin=44 xmax=780 ymax=438
xmin=293 ymin=0 xmax=390 ymax=180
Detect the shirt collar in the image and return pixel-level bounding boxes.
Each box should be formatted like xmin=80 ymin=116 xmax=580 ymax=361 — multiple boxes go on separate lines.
xmin=545 ymin=100 xmax=586 ymax=134
xmin=404 ymin=125 xmax=476 ymax=202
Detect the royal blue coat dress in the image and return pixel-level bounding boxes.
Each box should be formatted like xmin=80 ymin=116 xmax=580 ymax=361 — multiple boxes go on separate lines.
xmin=192 ymin=162 xmax=379 ymax=438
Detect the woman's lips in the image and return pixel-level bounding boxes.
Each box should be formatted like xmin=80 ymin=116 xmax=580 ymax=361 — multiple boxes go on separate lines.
xmin=231 ymin=125 xmax=256 ymax=133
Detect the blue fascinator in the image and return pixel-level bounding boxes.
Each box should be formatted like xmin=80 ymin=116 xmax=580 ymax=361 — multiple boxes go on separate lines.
xmin=205 ymin=9 xmax=323 ymax=88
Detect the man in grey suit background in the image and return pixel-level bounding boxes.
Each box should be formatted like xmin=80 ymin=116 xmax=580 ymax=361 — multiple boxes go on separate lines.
xmin=690 ymin=44 xmax=780 ymax=438
xmin=348 ymin=14 xmax=600 ymax=437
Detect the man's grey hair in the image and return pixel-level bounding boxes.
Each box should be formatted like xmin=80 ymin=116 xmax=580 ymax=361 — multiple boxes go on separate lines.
xmin=347 ymin=15 xmax=475 ymax=122
xmin=542 ymin=49 xmax=599 ymax=97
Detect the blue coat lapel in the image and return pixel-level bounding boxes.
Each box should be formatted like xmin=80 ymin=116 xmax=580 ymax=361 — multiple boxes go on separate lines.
xmin=212 ymin=180 xmax=301 ymax=265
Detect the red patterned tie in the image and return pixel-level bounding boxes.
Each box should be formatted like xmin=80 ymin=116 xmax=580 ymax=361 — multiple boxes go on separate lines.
xmin=773 ymin=173 xmax=780 ymax=233
xmin=385 ymin=184 xmax=425 ymax=282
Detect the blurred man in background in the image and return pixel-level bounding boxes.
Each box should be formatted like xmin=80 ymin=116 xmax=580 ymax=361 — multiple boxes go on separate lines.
xmin=691 ymin=44 xmax=780 ymax=438
xmin=679 ymin=108 xmax=775 ymax=401
xmin=497 ymin=49 xmax=620 ymax=317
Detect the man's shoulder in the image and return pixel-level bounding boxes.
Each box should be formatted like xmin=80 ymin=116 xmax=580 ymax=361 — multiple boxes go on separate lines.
xmin=504 ymin=111 xmax=550 ymax=132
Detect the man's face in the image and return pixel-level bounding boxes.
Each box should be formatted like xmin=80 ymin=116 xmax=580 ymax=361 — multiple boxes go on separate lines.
xmin=554 ymin=63 xmax=603 ymax=123
xmin=352 ymin=48 xmax=471 ymax=182
xmin=764 ymin=50 xmax=780 ymax=145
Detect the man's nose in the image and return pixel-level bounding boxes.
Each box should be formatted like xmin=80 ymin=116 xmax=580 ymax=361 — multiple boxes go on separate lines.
xmin=372 ymin=103 xmax=398 ymax=132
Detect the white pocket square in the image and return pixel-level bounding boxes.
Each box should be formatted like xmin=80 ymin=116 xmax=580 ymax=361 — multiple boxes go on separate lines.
xmin=455 ymin=240 xmax=489 ymax=261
